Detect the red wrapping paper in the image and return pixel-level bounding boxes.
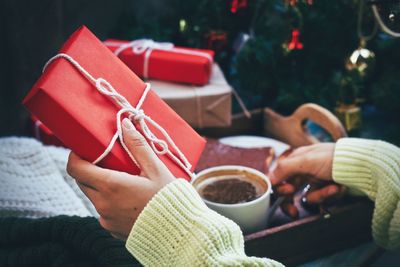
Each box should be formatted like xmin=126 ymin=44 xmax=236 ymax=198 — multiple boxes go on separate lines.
xmin=31 ymin=116 xmax=64 ymax=147
xmin=23 ymin=26 xmax=206 ymax=180
xmin=105 ymin=39 xmax=214 ymax=85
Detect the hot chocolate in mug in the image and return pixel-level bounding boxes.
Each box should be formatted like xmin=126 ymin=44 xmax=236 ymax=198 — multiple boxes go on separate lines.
xmin=192 ymin=165 xmax=276 ymax=234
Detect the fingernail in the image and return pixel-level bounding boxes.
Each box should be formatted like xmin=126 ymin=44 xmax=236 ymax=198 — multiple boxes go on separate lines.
xmin=122 ymin=118 xmax=135 ymax=130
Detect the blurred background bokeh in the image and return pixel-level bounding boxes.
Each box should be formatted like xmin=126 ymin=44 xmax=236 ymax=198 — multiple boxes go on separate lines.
xmin=1 ymin=0 xmax=400 ymax=144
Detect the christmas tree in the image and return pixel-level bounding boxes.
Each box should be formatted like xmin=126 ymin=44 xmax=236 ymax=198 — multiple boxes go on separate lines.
xmin=110 ymin=0 xmax=400 ymax=114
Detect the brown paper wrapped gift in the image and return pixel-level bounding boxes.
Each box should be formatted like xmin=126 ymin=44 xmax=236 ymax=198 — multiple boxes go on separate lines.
xmin=150 ymin=64 xmax=231 ymax=128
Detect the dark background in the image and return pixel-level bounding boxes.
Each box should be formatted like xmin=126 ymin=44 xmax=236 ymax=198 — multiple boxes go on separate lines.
xmin=1 ymin=0 xmax=400 ymax=146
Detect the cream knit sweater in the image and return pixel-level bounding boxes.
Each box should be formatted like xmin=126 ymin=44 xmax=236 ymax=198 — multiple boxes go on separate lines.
xmin=0 ymin=137 xmax=398 ymax=266
xmin=126 ymin=138 xmax=400 ymax=266
xmin=333 ymin=138 xmax=400 ymax=250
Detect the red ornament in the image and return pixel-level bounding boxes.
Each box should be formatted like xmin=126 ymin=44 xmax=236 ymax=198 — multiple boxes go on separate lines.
xmin=205 ymin=31 xmax=228 ymax=53
xmin=285 ymin=0 xmax=298 ymax=6
xmin=230 ymin=0 xmax=248 ymax=14
xmin=288 ymin=29 xmax=304 ymax=50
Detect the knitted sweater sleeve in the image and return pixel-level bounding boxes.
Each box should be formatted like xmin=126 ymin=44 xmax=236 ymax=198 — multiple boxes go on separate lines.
xmin=125 ymin=179 xmax=283 ymax=267
xmin=333 ymin=138 xmax=400 ymax=250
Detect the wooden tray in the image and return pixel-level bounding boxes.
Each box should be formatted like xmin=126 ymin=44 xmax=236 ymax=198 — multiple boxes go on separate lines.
xmin=198 ymin=104 xmax=374 ymax=266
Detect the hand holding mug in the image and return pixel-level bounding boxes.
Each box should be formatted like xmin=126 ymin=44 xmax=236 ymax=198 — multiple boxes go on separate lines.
xmin=269 ymin=143 xmax=346 ymax=218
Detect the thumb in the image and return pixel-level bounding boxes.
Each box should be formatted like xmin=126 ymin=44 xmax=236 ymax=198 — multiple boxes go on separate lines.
xmin=269 ymin=156 xmax=310 ymax=185
xmin=121 ymin=118 xmax=168 ymax=177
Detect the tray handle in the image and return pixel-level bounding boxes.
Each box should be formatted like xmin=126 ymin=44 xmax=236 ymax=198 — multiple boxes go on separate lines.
xmin=264 ymin=103 xmax=347 ymax=147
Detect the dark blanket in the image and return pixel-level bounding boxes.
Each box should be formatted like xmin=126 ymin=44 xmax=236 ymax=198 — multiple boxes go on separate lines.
xmin=0 ymin=216 xmax=141 ymax=267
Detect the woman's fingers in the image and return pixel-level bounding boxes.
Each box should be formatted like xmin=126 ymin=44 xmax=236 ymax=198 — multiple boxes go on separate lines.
xmin=281 ymin=197 xmax=299 ymax=219
xmin=67 ymin=152 xmax=114 ymax=190
xmin=305 ymin=184 xmax=341 ymax=204
xmin=269 ymin=156 xmax=311 ymax=186
xmin=121 ymin=118 xmax=171 ymax=179
xmin=64 ymin=119 xmax=178 ymax=240
xmin=274 ymin=183 xmax=296 ymax=195
xmin=68 ymin=151 xmax=148 ymax=193
xmin=270 ymin=143 xmax=335 ymax=186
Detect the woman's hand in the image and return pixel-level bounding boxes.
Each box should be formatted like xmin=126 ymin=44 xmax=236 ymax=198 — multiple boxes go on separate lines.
xmin=269 ymin=143 xmax=345 ymax=218
xmin=67 ymin=118 xmax=175 ymax=240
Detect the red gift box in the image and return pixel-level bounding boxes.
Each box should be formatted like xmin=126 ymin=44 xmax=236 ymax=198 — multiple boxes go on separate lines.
xmin=31 ymin=116 xmax=64 ymax=147
xmin=23 ymin=26 xmax=206 ymax=180
xmin=104 ymin=39 xmax=214 ymax=85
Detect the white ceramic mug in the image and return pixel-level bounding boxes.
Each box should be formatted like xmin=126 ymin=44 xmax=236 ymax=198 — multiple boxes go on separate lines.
xmin=192 ymin=165 xmax=272 ymax=234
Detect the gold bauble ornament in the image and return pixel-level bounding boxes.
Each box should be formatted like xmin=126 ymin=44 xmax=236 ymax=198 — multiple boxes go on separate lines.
xmin=345 ymin=40 xmax=375 ymax=78
xmin=335 ymin=104 xmax=362 ymax=132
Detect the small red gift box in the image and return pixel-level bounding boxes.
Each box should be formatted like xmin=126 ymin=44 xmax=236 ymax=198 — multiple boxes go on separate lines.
xmin=31 ymin=116 xmax=64 ymax=147
xmin=23 ymin=26 xmax=206 ymax=180
xmin=104 ymin=39 xmax=214 ymax=85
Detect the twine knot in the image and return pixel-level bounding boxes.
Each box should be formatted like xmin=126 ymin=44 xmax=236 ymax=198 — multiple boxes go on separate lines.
xmin=128 ymin=39 xmax=174 ymax=55
xmin=130 ymin=109 xmax=145 ymax=122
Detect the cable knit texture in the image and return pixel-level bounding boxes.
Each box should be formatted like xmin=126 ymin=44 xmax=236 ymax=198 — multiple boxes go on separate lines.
xmin=0 ymin=137 xmax=98 ymax=218
xmin=333 ymin=138 xmax=400 ymax=250
xmin=126 ymin=179 xmax=283 ymax=267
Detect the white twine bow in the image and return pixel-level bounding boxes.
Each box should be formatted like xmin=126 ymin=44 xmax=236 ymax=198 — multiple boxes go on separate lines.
xmin=43 ymin=53 xmax=194 ymax=179
xmin=104 ymin=39 xmax=213 ymax=79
